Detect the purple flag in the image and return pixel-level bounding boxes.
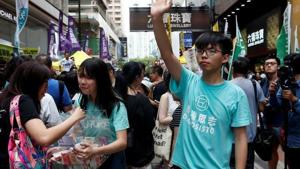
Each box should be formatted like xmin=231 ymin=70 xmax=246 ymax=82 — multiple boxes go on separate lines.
xmin=48 ymin=23 xmax=59 ymax=59
xmin=100 ymin=27 xmax=110 ymax=59
xmin=58 ymin=11 xmax=67 ymax=52
xmin=67 ymin=16 xmax=81 ymax=51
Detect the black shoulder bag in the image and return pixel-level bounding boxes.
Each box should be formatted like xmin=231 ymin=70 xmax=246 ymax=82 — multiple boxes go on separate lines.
xmin=252 ymin=79 xmax=276 ymax=161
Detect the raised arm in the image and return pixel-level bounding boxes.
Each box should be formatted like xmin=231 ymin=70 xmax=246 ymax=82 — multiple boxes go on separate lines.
xmin=151 ymin=0 xmax=182 ymax=82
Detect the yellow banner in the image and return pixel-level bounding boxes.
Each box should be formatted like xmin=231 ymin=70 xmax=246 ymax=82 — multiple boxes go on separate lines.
xmin=0 ymin=44 xmax=13 ymax=62
xmin=23 ymin=47 xmax=39 ymax=56
xmin=179 ymin=32 xmax=185 ymax=51
xmin=167 ymin=15 xmax=172 ymax=42
xmin=213 ymin=21 xmax=219 ymax=32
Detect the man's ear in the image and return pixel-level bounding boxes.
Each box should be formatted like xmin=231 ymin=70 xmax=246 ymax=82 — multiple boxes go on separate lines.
xmin=222 ymin=54 xmax=230 ymax=64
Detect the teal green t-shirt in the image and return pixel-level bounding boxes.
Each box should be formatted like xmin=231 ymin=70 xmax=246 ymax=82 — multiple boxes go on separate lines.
xmin=170 ymin=67 xmax=251 ymax=169
xmin=75 ymin=96 xmax=129 ymax=145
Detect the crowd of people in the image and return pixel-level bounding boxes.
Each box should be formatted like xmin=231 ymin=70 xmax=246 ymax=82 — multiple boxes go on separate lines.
xmin=0 ymin=0 xmax=300 ymax=169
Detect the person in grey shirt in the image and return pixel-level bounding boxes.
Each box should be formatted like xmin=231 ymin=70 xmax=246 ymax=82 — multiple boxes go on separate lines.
xmin=230 ymin=57 xmax=266 ymax=169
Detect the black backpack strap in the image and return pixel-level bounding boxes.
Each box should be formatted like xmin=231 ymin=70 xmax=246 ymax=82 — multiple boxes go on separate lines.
xmin=251 ymin=79 xmax=264 ymax=130
xmin=58 ymin=80 xmax=65 ymax=111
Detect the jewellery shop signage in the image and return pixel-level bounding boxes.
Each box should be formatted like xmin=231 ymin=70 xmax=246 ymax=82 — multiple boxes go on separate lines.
xmin=0 ymin=7 xmax=16 ymax=23
xmin=130 ymin=7 xmax=210 ymax=32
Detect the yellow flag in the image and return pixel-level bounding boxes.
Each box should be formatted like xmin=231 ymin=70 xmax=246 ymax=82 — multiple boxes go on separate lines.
xmin=213 ymin=21 xmax=219 ymax=32
xmin=167 ymin=14 xmax=172 ymax=42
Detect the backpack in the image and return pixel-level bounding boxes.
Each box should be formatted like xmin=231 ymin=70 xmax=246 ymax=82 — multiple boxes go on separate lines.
xmin=57 ymin=80 xmax=65 ymax=112
xmin=8 ymin=95 xmax=48 ymax=169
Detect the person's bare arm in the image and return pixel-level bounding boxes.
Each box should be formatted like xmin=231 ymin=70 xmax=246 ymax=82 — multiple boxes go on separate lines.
xmin=158 ymin=94 xmax=173 ymax=125
xmin=233 ymin=127 xmax=248 ymax=169
xmin=25 ymin=107 xmax=85 ymax=146
xmin=63 ymin=105 xmax=73 ymax=112
xmin=151 ymin=0 xmax=182 ymax=82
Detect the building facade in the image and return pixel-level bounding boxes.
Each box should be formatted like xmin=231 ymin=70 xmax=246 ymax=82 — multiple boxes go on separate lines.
xmin=107 ymin=0 xmax=122 ymax=34
xmin=68 ymin=0 xmax=121 ymax=59
xmin=214 ymin=0 xmax=287 ymax=71
xmin=0 ymin=0 xmax=68 ymax=71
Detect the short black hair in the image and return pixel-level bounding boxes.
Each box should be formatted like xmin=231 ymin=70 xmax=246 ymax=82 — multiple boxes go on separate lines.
xmin=163 ymin=71 xmax=171 ymax=91
xmin=292 ymin=54 xmax=300 ymax=74
xmin=232 ymin=57 xmax=250 ymax=75
xmin=195 ymin=31 xmax=233 ymax=55
xmin=35 ymin=54 xmax=52 ymax=69
xmin=264 ymin=55 xmax=280 ymax=65
xmin=151 ymin=65 xmax=163 ymax=77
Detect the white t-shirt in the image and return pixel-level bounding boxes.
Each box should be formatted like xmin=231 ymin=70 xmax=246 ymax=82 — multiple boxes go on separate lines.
xmin=60 ymin=58 xmax=74 ymax=72
xmin=40 ymin=93 xmax=62 ymax=127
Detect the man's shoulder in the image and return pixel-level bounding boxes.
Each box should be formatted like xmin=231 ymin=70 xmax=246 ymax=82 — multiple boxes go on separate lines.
xmin=48 ymin=78 xmax=59 ymax=86
xmin=60 ymin=58 xmax=66 ymax=63
xmin=260 ymin=77 xmax=268 ymax=86
xmin=225 ymin=81 xmax=246 ymax=94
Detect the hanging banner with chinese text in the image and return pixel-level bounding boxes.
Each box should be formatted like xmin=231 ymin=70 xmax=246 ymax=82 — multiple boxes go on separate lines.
xmin=99 ymin=27 xmax=110 ymax=59
xmin=67 ymin=16 xmax=81 ymax=52
xmin=48 ymin=22 xmax=60 ymax=60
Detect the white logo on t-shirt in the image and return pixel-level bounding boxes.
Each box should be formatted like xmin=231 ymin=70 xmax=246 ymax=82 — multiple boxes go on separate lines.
xmin=195 ymin=95 xmax=209 ymax=112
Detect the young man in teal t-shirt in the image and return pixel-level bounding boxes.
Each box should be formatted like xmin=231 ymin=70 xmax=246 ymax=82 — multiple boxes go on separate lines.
xmin=151 ymin=1 xmax=251 ymax=169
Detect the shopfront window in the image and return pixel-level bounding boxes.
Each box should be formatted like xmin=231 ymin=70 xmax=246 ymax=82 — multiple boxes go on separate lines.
xmin=0 ymin=17 xmax=48 ymax=54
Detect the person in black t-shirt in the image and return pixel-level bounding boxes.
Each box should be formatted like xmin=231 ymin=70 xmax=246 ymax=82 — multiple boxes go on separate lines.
xmin=0 ymin=62 xmax=85 ymax=168
xmin=150 ymin=65 xmax=167 ymax=102
xmin=120 ymin=61 xmax=156 ymax=168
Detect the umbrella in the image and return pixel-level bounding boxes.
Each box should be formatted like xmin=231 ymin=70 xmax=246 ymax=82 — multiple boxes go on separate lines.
xmin=71 ymin=50 xmax=91 ymax=68
xmin=52 ymin=61 xmax=60 ymax=71
xmin=52 ymin=51 xmax=91 ymax=71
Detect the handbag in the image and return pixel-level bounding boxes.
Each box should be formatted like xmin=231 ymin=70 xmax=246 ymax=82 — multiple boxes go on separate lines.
xmin=251 ymin=80 xmax=276 ymax=161
xmin=8 ymin=95 xmax=48 ymax=169
xmin=152 ymin=113 xmax=172 ymax=161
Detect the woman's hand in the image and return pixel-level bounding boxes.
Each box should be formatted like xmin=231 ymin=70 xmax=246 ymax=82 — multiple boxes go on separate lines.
xmin=71 ymin=107 xmax=86 ymax=122
xmin=73 ymin=143 xmax=97 ymax=160
xmin=151 ymin=0 xmax=172 ymax=18
xmin=47 ymin=147 xmax=66 ymax=163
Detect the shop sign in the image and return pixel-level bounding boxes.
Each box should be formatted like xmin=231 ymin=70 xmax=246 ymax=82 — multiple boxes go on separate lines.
xmin=23 ymin=48 xmax=40 ymax=56
xmin=130 ymin=7 xmax=210 ymax=31
xmin=247 ymin=29 xmax=264 ymax=47
xmin=184 ymin=32 xmax=193 ymax=48
xmin=0 ymin=7 xmax=16 ymax=23
xmin=0 ymin=44 xmax=13 ymax=62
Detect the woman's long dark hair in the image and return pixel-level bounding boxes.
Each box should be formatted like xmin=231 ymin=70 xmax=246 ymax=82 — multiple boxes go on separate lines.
xmin=0 ymin=61 xmax=50 ymax=113
xmin=118 ymin=61 xmax=143 ymax=99
xmin=78 ymin=58 xmax=120 ymax=117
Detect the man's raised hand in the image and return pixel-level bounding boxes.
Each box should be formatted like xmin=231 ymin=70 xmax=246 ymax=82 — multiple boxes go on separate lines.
xmin=151 ymin=0 xmax=172 ymax=17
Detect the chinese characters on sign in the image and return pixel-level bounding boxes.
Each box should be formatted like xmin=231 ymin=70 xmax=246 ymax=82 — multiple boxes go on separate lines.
xmin=130 ymin=7 xmax=210 ymax=31
xmin=146 ymin=12 xmax=192 ymax=29
xmin=247 ymin=29 xmax=264 ymax=47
